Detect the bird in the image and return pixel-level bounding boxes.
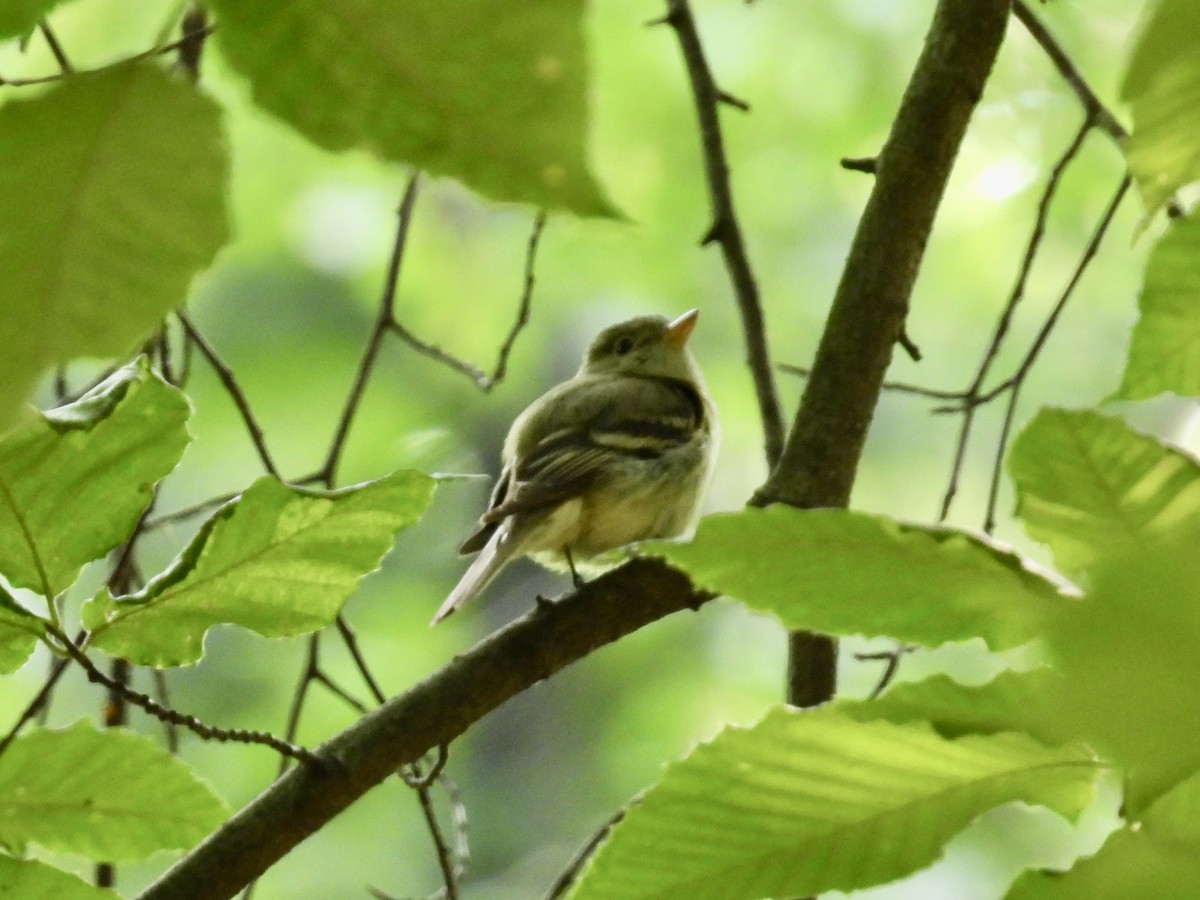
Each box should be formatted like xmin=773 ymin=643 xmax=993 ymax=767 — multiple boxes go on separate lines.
xmin=432 ymin=309 xmax=717 ymax=624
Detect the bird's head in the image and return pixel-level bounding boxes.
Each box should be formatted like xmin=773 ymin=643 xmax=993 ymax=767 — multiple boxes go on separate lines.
xmin=580 ymin=309 xmax=700 ymax=381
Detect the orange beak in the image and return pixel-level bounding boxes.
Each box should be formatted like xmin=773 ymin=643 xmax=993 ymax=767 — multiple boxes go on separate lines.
xmin=664 ymin=309 xmax=699 ymax=349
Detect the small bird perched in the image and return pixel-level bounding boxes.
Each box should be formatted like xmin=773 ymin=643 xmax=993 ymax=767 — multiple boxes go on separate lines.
xmin=432 ymin=309 xmax=716 ymax=624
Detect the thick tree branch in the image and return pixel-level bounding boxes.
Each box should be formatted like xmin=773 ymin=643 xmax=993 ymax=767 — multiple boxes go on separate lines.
xmin=752 ymin=0 xmax=1011 ymax=704
xmin=139 ymin=560 xmax=709 ymax=900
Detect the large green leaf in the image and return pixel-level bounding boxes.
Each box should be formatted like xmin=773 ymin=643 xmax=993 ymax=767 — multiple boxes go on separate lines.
xmin=0 ymin=63 xmax=229 ymax=435
xmin=1121 ymin=0 xmax=1200 ymax=215
xmin=1045 ymin=538 xmax=1200 ymax=814
xmin=0 ymin=854 xmax=117 ymax=900
xmin=0 ymin=721 xmax=227 ymax=860
xmin=1009 ymin=409 xmax=1200 ymax=577
xmin=838 ymin=669 xmax=1073 ymax=746
xmin=83 ymin=470 xmax=436 ymax=666
xmin=1008 ymin=769 xmax=1200 ymax=899
xmin=0 ymin=0 xmax=67 ymax=40
xmin=206 ymin=0 xmax=614 ymax=216
xmin=0 ymin=588 xmax=45 ymax=674
xmin=0 ymin=359 xmax=190 ymax=598
xmin=569 ymin=709 xmax=1098 ymax=900
xmin=1117 ymin=215 xmax=1200 ymax=400
xmin=651 ymin=508 xmax=1066 ymax=650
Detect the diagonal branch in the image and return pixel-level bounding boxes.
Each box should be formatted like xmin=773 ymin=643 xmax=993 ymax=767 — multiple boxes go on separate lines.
xmin=752 ymin=0 xmax=1011 ymax=706
xmin=138 ymin=559 xmax=709 ymax=900
xmin=660 ymin=0 xmax=785 ymax=467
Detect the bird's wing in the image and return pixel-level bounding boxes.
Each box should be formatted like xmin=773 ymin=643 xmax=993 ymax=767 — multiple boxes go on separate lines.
xmin=458 ymin=375 xmax=706 ymax=555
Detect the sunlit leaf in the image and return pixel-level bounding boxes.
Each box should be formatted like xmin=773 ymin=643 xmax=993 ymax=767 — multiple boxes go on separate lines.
xmin=0 ymin=721 xmax=228 ymax=860
xmin=0 ymin=854 xmax=118 ymax=900
xmin=0 ymin=359 xmax=190 ymax=598
xmin=570 ymin=709 xmax=1098 ymax=900
xmin=1009 ymin=769 xmax=1200 ymax=899
xmin=651 ymin=508 xmax=1066 ymax=650
xmin=0 ymin=1 xmax=67 ymax=40
xmin=83 ymin=469 xmax=436 ymax=667
xmin=1118 ymin=215 xmax=1200 ymax=400
xmin=1009 ymin=409 xmax=1200 ymax=577
xmin=1045 ymin=538 xmax=1200 ymax=814
xmin=0 ymin=63 xmax=229 ymax=434
xmin=1122 ymin=0 xmax=1200 ymax=214
xmin=0 ymin=588 xmax=45 ymax=675
xmin=207 ymin=0 xmax=615 ymax=216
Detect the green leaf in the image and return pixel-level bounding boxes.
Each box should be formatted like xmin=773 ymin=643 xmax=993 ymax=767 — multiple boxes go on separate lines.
xmin=1045 ymin=537 xmax=1200 ymax=814
xmin=837 ymin=669 xmax=1073 ymax=747
xmin=83 ymin=470 xmax=437 ymax=666
xmin=0 ymin=854 xmax=118 ymax=900
xmin=0 ymin=359 xmax=190 ymax=598
xmin=1009 ymin=409 xmax=1200 ymax=577
xmin=1117 ymin=216 xmax=1200 ymax=400
xmin=0 ymin=63 xmax=229 ymax=434
xmin=0 ymin=587 xmax=45 ymax=675
xmin=1009 ymin=769 xmax=1200 ymax=899
xmin=0 ymin=1 xmax=68 ymax=40
xmin=651 ymin=508 xmax=1066 ymax=650
xmin=0 ymin=721 xmax=227 ymax=860
xmin=206 ymin=0 xmax=615 ymax=216
xmin=1121 ymin=0 xmax=1200 ymax=215
xmin=569 ymin=709 xmax=1098 ymax=900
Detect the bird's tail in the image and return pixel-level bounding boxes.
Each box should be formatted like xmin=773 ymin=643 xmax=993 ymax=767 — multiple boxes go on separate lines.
xmin=431 ymin=523 xmax=517 ymax=625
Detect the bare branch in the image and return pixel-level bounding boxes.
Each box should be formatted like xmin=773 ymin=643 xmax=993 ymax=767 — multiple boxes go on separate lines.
xmin=320 ymin=175 xmax=421 ymax=485
xmin=38 ymin=21 xmax=73 ymax=74
xmin=47 ymin=627 xmax=324 ymax=767
xmin=1012 ymin=2 xmax=1126 ymax=143
xmin=779 ymin=363 xmax=969 ymax=402
xmin=661 ymin=0 xmax=786 ymax=468
xmin=138 ymin=559 xmax=710 ymax=900
xmin=753 ymin=0 xmax=1010 ymax=708
xmin=980 ymin=175 xmax=1131 ymax=533
xmin=389 ymin=210 xmax=546 ymax=393
xmin=938 ymin=117 xmax=1092 ymax=520
xmin=0 ymin=23 xmax=216 ymax=87
xmin=178 ymin=311 xmax=280 ymax=479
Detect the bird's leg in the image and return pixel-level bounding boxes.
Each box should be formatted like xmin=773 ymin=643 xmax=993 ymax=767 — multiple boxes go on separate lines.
xmin=564 ymin=546 xmax=585 ymax=589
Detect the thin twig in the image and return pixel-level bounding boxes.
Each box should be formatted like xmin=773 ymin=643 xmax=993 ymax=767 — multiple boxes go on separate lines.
xmin=481 ymin=210 xmax=546 ymax=389
xmin=840 ymin=156 xmax=877 ymax=174
xmin=0 ymin=23 xmax=216 ymax=87
xmin=178 ymin=311 xmax=280 ymax=479
xmin=38 ymin=21 xmax=73 ymax=74
xmin=402 ymin=748 xmax=459 ymax=899
xmin=938 ymin=116 xmax=1093 ymax=521
xmin=778 ymin=363 xmax=968 ymax=402
xmin=855 ymin=644 xmax=916 ymax=699
xmin=388 ymin=210 xmax=546 ymax=393
xmin=152 ymin=670 xmax=180 ymax=753
xmin=320 ymin=175 xmax=421 ymax=485
xmin=46 ymin=626 xmax=324 ymax=766
xmin=543 ymin=809 xmax=628 ymax=900
xmin=1012 ymin=2 xmax=1126 ymax=142
xmin=335 ymin=614 xmax=386 ymax=705
xmin=0 ymin=655 xmax=72 ymax=758
xmin=174 ymin=4 xmax=209 ymax=82
xmin=143 ymin=492 xmax=236 ymax=532
xmin=659 ymin=0 xmax=785 ymax=468
xmin=980 ymin=175 xmax=1131 ymax=533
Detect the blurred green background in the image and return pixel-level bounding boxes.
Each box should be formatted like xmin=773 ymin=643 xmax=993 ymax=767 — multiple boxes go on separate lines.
xmin=1 ymin=0 xmax=1183 ymax=896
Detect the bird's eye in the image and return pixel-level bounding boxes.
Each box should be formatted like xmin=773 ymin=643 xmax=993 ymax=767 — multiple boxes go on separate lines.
xmin=614 ymin=337 xmax=634 ymax=356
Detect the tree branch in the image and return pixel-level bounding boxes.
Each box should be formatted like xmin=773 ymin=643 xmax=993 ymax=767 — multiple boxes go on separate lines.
xmin=752 ymin=0 xmax=1011 ymax=705
xmin=138 ymin=560 xmax=709 ymax=900
xmin=660 ymin=0 xmax=785 ymax=468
